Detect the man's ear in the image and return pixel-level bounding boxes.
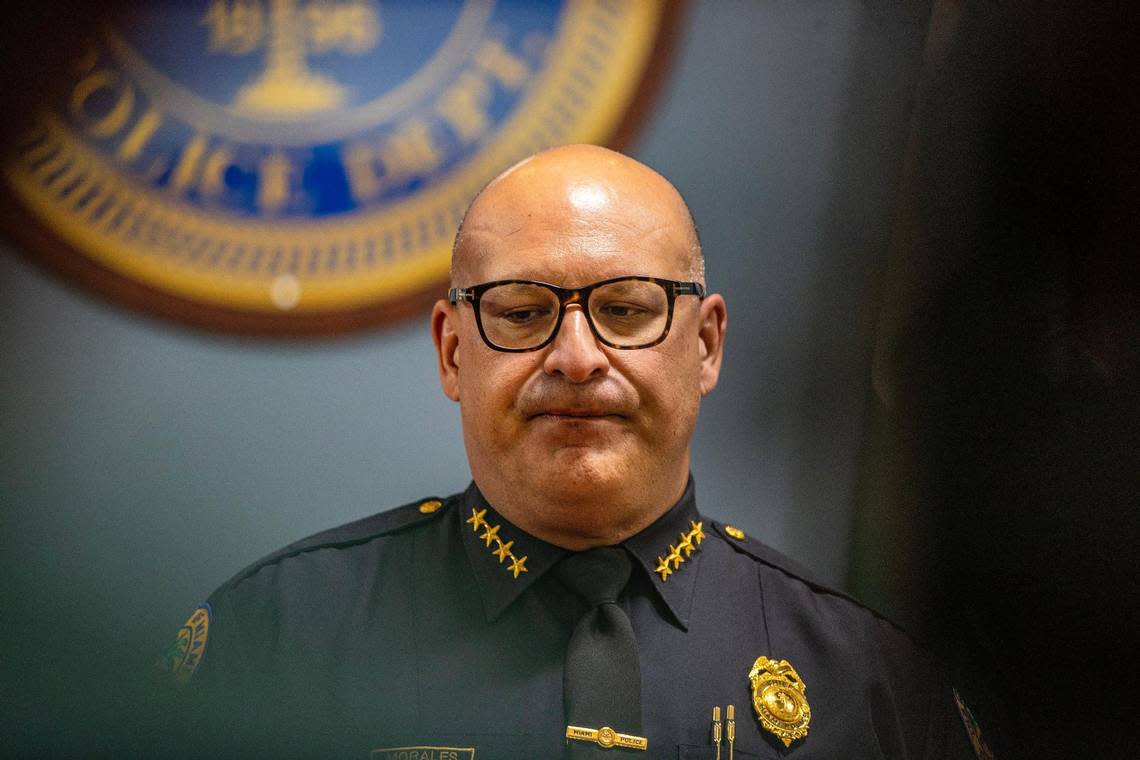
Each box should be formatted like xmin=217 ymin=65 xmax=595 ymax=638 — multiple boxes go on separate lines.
xmin=431 ymin=300 xmax=461 ymax=401
xmin=696 ymin=293 xmax=727 ymax=396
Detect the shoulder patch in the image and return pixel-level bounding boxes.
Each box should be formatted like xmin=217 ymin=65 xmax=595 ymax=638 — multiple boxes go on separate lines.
xmin=226 ymin=494 xmax=456 ymax=589
xmin=158 ymin=603 xmax=211 ymax=686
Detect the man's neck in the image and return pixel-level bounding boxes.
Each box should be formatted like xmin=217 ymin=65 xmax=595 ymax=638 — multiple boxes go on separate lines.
xmin=473 ymin=471 xmax=690 ymax=551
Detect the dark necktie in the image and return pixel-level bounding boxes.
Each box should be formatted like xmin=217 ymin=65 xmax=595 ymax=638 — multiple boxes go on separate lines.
xmin=555 ymin=547 xmax=644 ymax=756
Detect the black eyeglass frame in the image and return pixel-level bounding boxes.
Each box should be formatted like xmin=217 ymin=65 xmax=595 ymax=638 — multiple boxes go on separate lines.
xmin=448 ymin=276 xmax=706 ymax=353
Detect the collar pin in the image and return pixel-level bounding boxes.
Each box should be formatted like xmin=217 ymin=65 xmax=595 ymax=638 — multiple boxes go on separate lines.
xmin=468 ymin=506 xmax=528 ymax=579
xmin=655 ymin=521 xmax=704 ymax=582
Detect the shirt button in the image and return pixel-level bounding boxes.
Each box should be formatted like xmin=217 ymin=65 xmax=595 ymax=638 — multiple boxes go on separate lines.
xmin=418 ymin=499 xmax=443 ymax=514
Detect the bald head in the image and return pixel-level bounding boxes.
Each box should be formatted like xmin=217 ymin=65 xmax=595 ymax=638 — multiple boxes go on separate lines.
xmin=451 ymin=144 xmax=703 ymax=286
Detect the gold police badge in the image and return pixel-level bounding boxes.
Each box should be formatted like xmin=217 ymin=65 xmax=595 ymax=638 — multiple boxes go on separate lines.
xmin=1 ymin=1 xmax=679 ymax=335
xmin=748 ymin=655 xmax=811 ymax=747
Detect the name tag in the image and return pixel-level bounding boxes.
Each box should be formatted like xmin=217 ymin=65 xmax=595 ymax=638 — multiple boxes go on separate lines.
xmin=370 ymin=746 xmax=475 ymax=760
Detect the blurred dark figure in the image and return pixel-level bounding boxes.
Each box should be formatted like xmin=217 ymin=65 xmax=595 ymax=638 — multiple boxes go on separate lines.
xmin=856 ymin=2 xmax=1140 ymax=758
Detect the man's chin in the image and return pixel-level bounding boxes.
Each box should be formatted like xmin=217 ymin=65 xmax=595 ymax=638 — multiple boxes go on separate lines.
xmin=528 ymin=448 xmax=629 ymax=496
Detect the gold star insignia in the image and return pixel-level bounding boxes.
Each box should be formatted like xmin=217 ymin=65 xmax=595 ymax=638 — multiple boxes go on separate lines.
xmin=492 ymin=539 xmax=514 ymax=563
xmin=466 ymin=508 xmax=487 ymax=530
xmin=479 ymin=523 xmax=501 ymax=547
xmin=690 ymin=520 xmax=705 ymax=544
xmin=655 ymin=522 xmax=706 ymax=582
xmin=468 ymin=506 xmax=529 ymax=580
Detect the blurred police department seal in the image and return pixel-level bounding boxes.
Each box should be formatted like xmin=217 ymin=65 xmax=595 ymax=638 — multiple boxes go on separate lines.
xmin=0 ymin=0 xmax=679 ymax=335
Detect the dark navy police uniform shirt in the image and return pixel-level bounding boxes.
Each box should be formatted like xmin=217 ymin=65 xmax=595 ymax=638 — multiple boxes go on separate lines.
xmin=167 ymin=481 xmax=983 ymax=759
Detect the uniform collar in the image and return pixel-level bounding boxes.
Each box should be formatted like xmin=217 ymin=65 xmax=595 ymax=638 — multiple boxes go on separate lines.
xmin=459 ymin=483 xmax=568 ymax=623
xmin=459 ymin=479 xmax=704 ymax=630
xmin=620 ymin=477 xmax=703 ymax=632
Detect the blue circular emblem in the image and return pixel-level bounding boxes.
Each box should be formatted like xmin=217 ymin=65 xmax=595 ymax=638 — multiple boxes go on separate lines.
xmin=3 ymin=0 xmax=676 ymax=333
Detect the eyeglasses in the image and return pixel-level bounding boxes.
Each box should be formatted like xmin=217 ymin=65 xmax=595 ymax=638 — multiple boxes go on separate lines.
xmin=448 ymin=276 xmax=705 ymax=352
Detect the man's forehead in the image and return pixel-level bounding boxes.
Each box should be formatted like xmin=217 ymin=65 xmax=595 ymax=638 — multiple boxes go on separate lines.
xmin=466 ymin=175 xmax=682 ymax=232
xmin=458 ymin=221 xmax=692 ymax=285
xmin=454 ymin=147 xmax=696 ymax=283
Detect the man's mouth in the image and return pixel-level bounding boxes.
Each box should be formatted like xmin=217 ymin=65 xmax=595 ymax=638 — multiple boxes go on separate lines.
xmin=529 ymin=408 xmax=624 ymax=420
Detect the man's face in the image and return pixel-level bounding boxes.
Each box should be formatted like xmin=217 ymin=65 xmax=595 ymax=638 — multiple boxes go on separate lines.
xmin=432 ymin=147 xmax=726 ymax=547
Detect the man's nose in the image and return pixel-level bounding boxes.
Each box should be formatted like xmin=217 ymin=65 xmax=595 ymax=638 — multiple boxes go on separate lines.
xmin=543 ymin=306 xmax=610 ymax=382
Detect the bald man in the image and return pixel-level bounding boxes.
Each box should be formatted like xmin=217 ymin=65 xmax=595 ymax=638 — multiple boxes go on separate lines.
xmin=161 ymin=146 xmax=989 ymax=759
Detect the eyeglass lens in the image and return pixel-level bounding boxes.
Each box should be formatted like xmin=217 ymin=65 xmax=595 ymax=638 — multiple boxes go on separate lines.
xmin=478 ymin=279 xmax=670 ymax=350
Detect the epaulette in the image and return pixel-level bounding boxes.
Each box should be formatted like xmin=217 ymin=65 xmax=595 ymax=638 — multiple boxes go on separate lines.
xmin=223 ymin=494 xmax=455 ymax=590
xmin=710 ymin=520 xmax=904 ymax=631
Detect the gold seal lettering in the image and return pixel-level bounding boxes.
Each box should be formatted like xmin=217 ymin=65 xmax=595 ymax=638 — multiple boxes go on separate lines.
xmin=69 ymin=70 xmax=135 ymax=139
xmin=258 ymin=151 xmax=293 ymax=213
xmin=345 ymin=119 xmax=442 ymax=205
xmin=474 ymin=40 xmax=529 ymax=88
xmin=435 ymin=71 xmax=491 ymax=143
xmin=118 ymin=106 xmax=163 ymax=162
